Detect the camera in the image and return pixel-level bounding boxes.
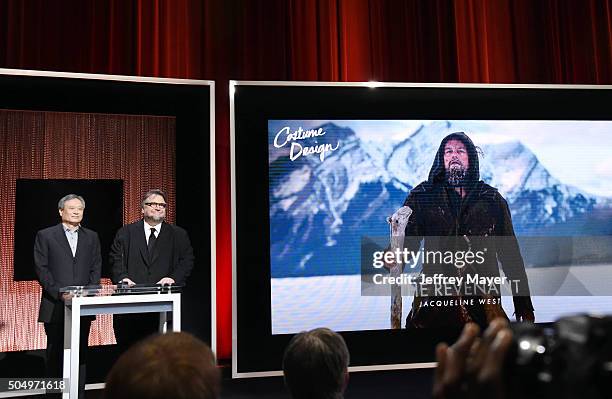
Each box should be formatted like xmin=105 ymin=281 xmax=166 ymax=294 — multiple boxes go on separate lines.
xmin=506 ymin=314 xmax=612 ymax=399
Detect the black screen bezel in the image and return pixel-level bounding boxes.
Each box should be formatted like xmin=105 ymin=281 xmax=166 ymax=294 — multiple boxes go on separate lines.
xmin=232 ymin=82 xmax=612 ymax=375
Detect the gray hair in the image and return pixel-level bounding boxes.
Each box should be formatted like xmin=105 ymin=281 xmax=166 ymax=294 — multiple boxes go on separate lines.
xmin=142 ymin=189 xmax=168 ymax=207
xmin=58 ymin=194 xmax=85 ymax=210
xmin=283 ymin=328 xmax=350 ymax=399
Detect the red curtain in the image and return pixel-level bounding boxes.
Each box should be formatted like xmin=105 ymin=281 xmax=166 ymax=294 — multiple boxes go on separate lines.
xmin=1 ymin=0 xmax=610 ymax=359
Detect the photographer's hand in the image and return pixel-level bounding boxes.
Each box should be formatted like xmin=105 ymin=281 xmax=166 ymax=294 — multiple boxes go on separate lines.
xmin=433 ymin=319 xmax=513 ymax=399
xmin=468 ymin=319 xmax=512 ymax=399
xmin=433 ymin=323 xmax=480 ymax=399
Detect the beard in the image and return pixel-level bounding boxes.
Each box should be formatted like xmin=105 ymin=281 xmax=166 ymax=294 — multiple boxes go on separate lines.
xmin=446 ymin=163 xmax=467 ymax=187
xmin=146 ymin=214 xmax=166 ymax=223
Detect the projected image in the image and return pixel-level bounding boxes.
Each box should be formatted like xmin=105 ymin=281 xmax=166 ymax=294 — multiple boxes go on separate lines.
xmin=268 ymin=120 xmax=612 ymax=334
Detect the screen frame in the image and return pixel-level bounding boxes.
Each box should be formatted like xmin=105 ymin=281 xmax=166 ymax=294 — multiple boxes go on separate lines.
xmin=231 ymin=80 xmax=612 ymax=378
xmin=0 ymin=67 xmax=216 ymax=356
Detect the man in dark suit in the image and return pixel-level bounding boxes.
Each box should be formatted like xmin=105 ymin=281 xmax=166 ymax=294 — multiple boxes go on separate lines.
xmin=110 ymin=189 xmax=194 ymax=352
xmin=34 ymin=194 xmax=102 ymax=398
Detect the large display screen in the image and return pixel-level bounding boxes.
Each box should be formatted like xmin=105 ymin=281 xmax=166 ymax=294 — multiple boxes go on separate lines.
xmin=268 ymin=119 xmax=612 ymax=334
xmin=232 ymin=82 xmax=612 ymax=376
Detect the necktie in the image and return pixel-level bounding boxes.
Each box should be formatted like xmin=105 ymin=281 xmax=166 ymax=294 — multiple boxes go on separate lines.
xmin=148 ymin=227 xmax=157 ymax=253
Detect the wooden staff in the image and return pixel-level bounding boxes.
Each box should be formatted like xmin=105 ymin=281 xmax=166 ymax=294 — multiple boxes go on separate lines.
xmin=387 ymin=206 xmax=412 ymax=329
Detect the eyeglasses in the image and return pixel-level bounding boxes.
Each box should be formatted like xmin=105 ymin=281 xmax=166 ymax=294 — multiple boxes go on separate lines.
xmin=145 ymin=202 xmax=167 ymax=209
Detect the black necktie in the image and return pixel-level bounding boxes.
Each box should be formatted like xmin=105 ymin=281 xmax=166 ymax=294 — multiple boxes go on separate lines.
xmin=148 ymin=227 xmax=157 ymax=253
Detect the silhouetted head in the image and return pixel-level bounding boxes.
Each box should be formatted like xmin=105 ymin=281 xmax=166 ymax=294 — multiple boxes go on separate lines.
xmin=283 ymin=327 xmax=350 ymax=399
xmin=105 ymin=332 xmax=220 ymax=399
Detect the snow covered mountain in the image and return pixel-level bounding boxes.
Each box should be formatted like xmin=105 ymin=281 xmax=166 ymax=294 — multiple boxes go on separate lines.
xmin=386 ymin=121 xmax=599 ymax=230
xmin=269 ymin=121 xmax=608 ymax=277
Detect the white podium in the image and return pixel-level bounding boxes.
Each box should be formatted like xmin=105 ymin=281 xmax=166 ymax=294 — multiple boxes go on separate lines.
xmin=62 ymin=291 xmax=181 ymax=399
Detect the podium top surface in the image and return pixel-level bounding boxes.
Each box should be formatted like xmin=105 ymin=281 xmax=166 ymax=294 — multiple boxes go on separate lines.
xmin=60 ymin=284 xmax=182 ymax=297
xmin=59 ymin=284 xmax=182 ymax=307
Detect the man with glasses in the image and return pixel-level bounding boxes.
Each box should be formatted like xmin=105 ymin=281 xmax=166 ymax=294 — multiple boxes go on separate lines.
xmin=34 ymin=194 xmax=101 ymax=398
xmin=110 ymin=189 xmax=194 ymax=352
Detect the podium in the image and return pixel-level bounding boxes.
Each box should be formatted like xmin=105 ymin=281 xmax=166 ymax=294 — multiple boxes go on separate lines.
xmin=61 ymin=285 xmax=181 ymax=399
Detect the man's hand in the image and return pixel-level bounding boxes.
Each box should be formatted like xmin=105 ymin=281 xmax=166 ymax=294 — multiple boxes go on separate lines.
xmin=381 ymin=249 xmax=396 ymax=270
xmin=157 ymin=277 xmax=175 ymax=286
xmin=515 ymin=310 xmax=535 ymax=322
xmin=61 ymin=292 xmax=73 ymax=302
xmin=384 ymin=206 xmax=413 ymax=271
xmin=432 ymin=319 xmax=513 ymax=399
xmin=120 ymin=278 xmax=136 ymax=287
xmin=433 ymin=323 xmax=480 ymax=399
xmin=387 ymin=206 xmax=412 ymax=236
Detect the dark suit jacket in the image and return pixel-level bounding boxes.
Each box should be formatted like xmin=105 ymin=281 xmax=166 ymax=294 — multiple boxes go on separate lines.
xmin=34 ymin=224 xmax=102 ymax=323
xmin=110 ymin=220 xmax=194 ymax=285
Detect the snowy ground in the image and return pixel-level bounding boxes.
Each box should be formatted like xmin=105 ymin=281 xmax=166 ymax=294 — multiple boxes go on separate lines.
xmin=271 ymin=264 xmax=612 ymax=334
